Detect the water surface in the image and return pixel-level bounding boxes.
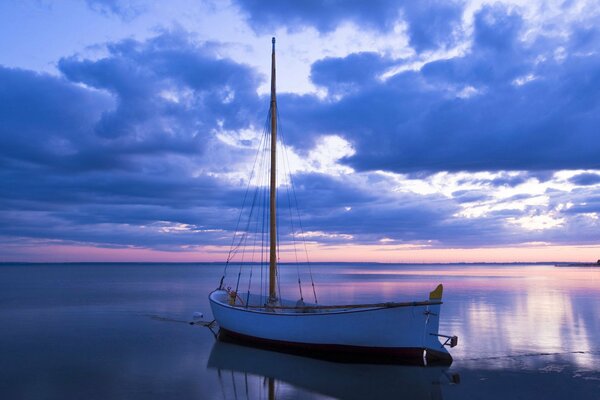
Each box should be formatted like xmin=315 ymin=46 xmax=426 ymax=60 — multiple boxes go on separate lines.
xmin=0 ymin=263 xmax=598 ymax=399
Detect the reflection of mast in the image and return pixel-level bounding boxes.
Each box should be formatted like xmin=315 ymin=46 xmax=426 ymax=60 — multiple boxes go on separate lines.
xmin=216 ymin=368 xmax=274 ymax=400
xmin=268 ymin=377 xmax=275 ymax=400
xmin=268 ymin=37 xmax=277 ymax=303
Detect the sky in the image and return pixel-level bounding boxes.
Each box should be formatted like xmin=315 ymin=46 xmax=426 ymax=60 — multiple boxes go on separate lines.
xmin=1 ymin=0 xmax=600 ymax=263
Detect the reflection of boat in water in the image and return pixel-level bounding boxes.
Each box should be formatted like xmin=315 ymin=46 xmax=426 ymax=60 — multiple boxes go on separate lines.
xmin=207 ymin=340 xmax=454 ymax=400
xmin=208 ymin=37 xmax=456 ymax=365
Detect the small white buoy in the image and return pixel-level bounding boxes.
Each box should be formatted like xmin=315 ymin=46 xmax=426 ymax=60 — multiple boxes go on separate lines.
xmin=192 ymin=312 xmax=204 ymax=320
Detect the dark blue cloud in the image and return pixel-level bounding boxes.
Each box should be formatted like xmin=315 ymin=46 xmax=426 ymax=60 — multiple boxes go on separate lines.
xmin=0 ymin=31 xmax=266 ymax=251
xmin=402 ymin=1 xmax=464 ymax=51
xmin=232 ymin=0 xmax=400 ymax=33
xmin=275 ymin=5 xmax=600 ymax=173
xmin=461 ymin=173 xmax=531 ymax=188
xmin=310 ymin=52 xmax=393 ymax=96
xmin=451 ymin=190 xmax=491 ymax=203
xmin=232 ymin=0 xmax=463 ymax=51
xmin=2 ymin=11 xmax=600 ymax=258
xmin=473 ymin=5 xmax=522 ymax=52
xmin=271 ymin=173 xmax=504 ymax=246
xmin=570 ymin=26 xmax=600 ymax=53
xmin=565 ymin=195 xmax=600 ymax=215
xmin=85 ymin=0 xmax=145 ymax=20
xmin=422 ymin=6 xmax=527 ymax=85
xmin=0 ymin=66 xmax=113 ymax=170
xmin=569 ymin=173 xmax=600 ymax=186
xmin=59 ymin=32 xmax=260 ymax=142
xmin=268 ymin=173 xmax=556 ymax=248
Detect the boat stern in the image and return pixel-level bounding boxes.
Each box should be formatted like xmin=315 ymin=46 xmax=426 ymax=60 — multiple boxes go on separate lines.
xmin=423 ymin=284 xmax=456 ymax=365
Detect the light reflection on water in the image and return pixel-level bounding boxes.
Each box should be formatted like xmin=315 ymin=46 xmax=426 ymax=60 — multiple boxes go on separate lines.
xmin=0 ymin=263 xmax=598 ymax=399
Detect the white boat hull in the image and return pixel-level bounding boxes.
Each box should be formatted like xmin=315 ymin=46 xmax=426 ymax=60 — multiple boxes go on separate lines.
xmin=208 ymin=290 xmax=452 ymax=365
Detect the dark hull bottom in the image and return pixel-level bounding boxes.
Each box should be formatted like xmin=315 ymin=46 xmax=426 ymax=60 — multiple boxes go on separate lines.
xmin=218 ymin=328 xmax=453 ymax=366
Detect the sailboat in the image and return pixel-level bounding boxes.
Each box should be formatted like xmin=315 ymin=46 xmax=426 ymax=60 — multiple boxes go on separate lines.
xmin=208 ymin=38 xmax=457 ymax=365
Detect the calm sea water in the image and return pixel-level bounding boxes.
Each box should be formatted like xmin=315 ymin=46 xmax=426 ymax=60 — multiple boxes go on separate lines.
xmin=0 ymin=263 xmax=598 ymax=399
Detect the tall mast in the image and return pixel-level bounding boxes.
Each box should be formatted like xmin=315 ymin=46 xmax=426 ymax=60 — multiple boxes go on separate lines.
xmin=269 ymin=37 xmax=277 ymax=302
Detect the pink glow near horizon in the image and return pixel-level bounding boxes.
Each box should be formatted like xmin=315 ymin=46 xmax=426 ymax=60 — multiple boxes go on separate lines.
xmin=2 ymin=242 xmax=600 ymax=263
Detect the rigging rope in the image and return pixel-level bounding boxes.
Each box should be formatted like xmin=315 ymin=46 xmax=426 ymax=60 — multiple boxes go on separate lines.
xmin=220 ymin=122 xmax=269 ymax=289
xmin=235 ymin=158 xmax=265 ymax=295
xmin=278 ymin=112 xmax=304 ymax=301
xmin=219 ymin=100 xmax=319 ymax=305
xmin=278 ymin=109 xmax=318 ymax=303
xmin=247 ymin=114 xmax=271 ymax=306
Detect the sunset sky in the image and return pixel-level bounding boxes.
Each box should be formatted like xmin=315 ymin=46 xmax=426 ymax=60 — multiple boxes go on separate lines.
xmin=2 ymin=0 xmax=600 ymax=262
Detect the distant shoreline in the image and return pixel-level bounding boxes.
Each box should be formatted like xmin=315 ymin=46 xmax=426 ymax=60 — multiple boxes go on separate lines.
xmin=0 ymin=261 xmax=592 ymax=266
xmin=554 ymin=262 xmax=600 ymax=267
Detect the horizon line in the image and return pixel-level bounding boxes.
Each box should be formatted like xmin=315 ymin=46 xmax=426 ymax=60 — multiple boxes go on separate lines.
xmin=0 ymin=260 xmax=592 ymax=265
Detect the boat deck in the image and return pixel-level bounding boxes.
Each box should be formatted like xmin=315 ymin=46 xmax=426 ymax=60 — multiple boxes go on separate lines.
xmin=212 ymin=290 xmax=442 ymax=314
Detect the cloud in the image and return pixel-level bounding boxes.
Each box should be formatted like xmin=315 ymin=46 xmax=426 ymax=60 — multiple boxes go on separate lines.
xmin=59 ymin=32 xmax=260 ymax=142
xmin=272 ymin=5 xmax=600 ymax=174
xmin=472 ymin=4 xmax=522 ymax=52
xmin=231 ymin=0 xmax=464 ymax=52
xmin=569 ymin=173 xmax=600 ymax=186
xmin=451 ymin=190 xmax=491 ymax=203
xmin=310 ymin=52 xmax=393 ymax=96
xmin=85 ymin=0 xmax=146 ymax=20
xmin=0 ymin=31 xmax=267 ymax=251
xmin=0 ymin=66 xmax=115 ymax=170
xmin=2 ymin=3 xmax=600 ymax=260
xmin=232 ymin=0 xmax=401 ymax=34
xmin=401 ymin=1 xmax=464 ymax=52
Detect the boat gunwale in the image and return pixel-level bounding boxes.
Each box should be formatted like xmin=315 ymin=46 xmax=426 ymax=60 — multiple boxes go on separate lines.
xmin=209 ymin=290 xmax=442 ymax=317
